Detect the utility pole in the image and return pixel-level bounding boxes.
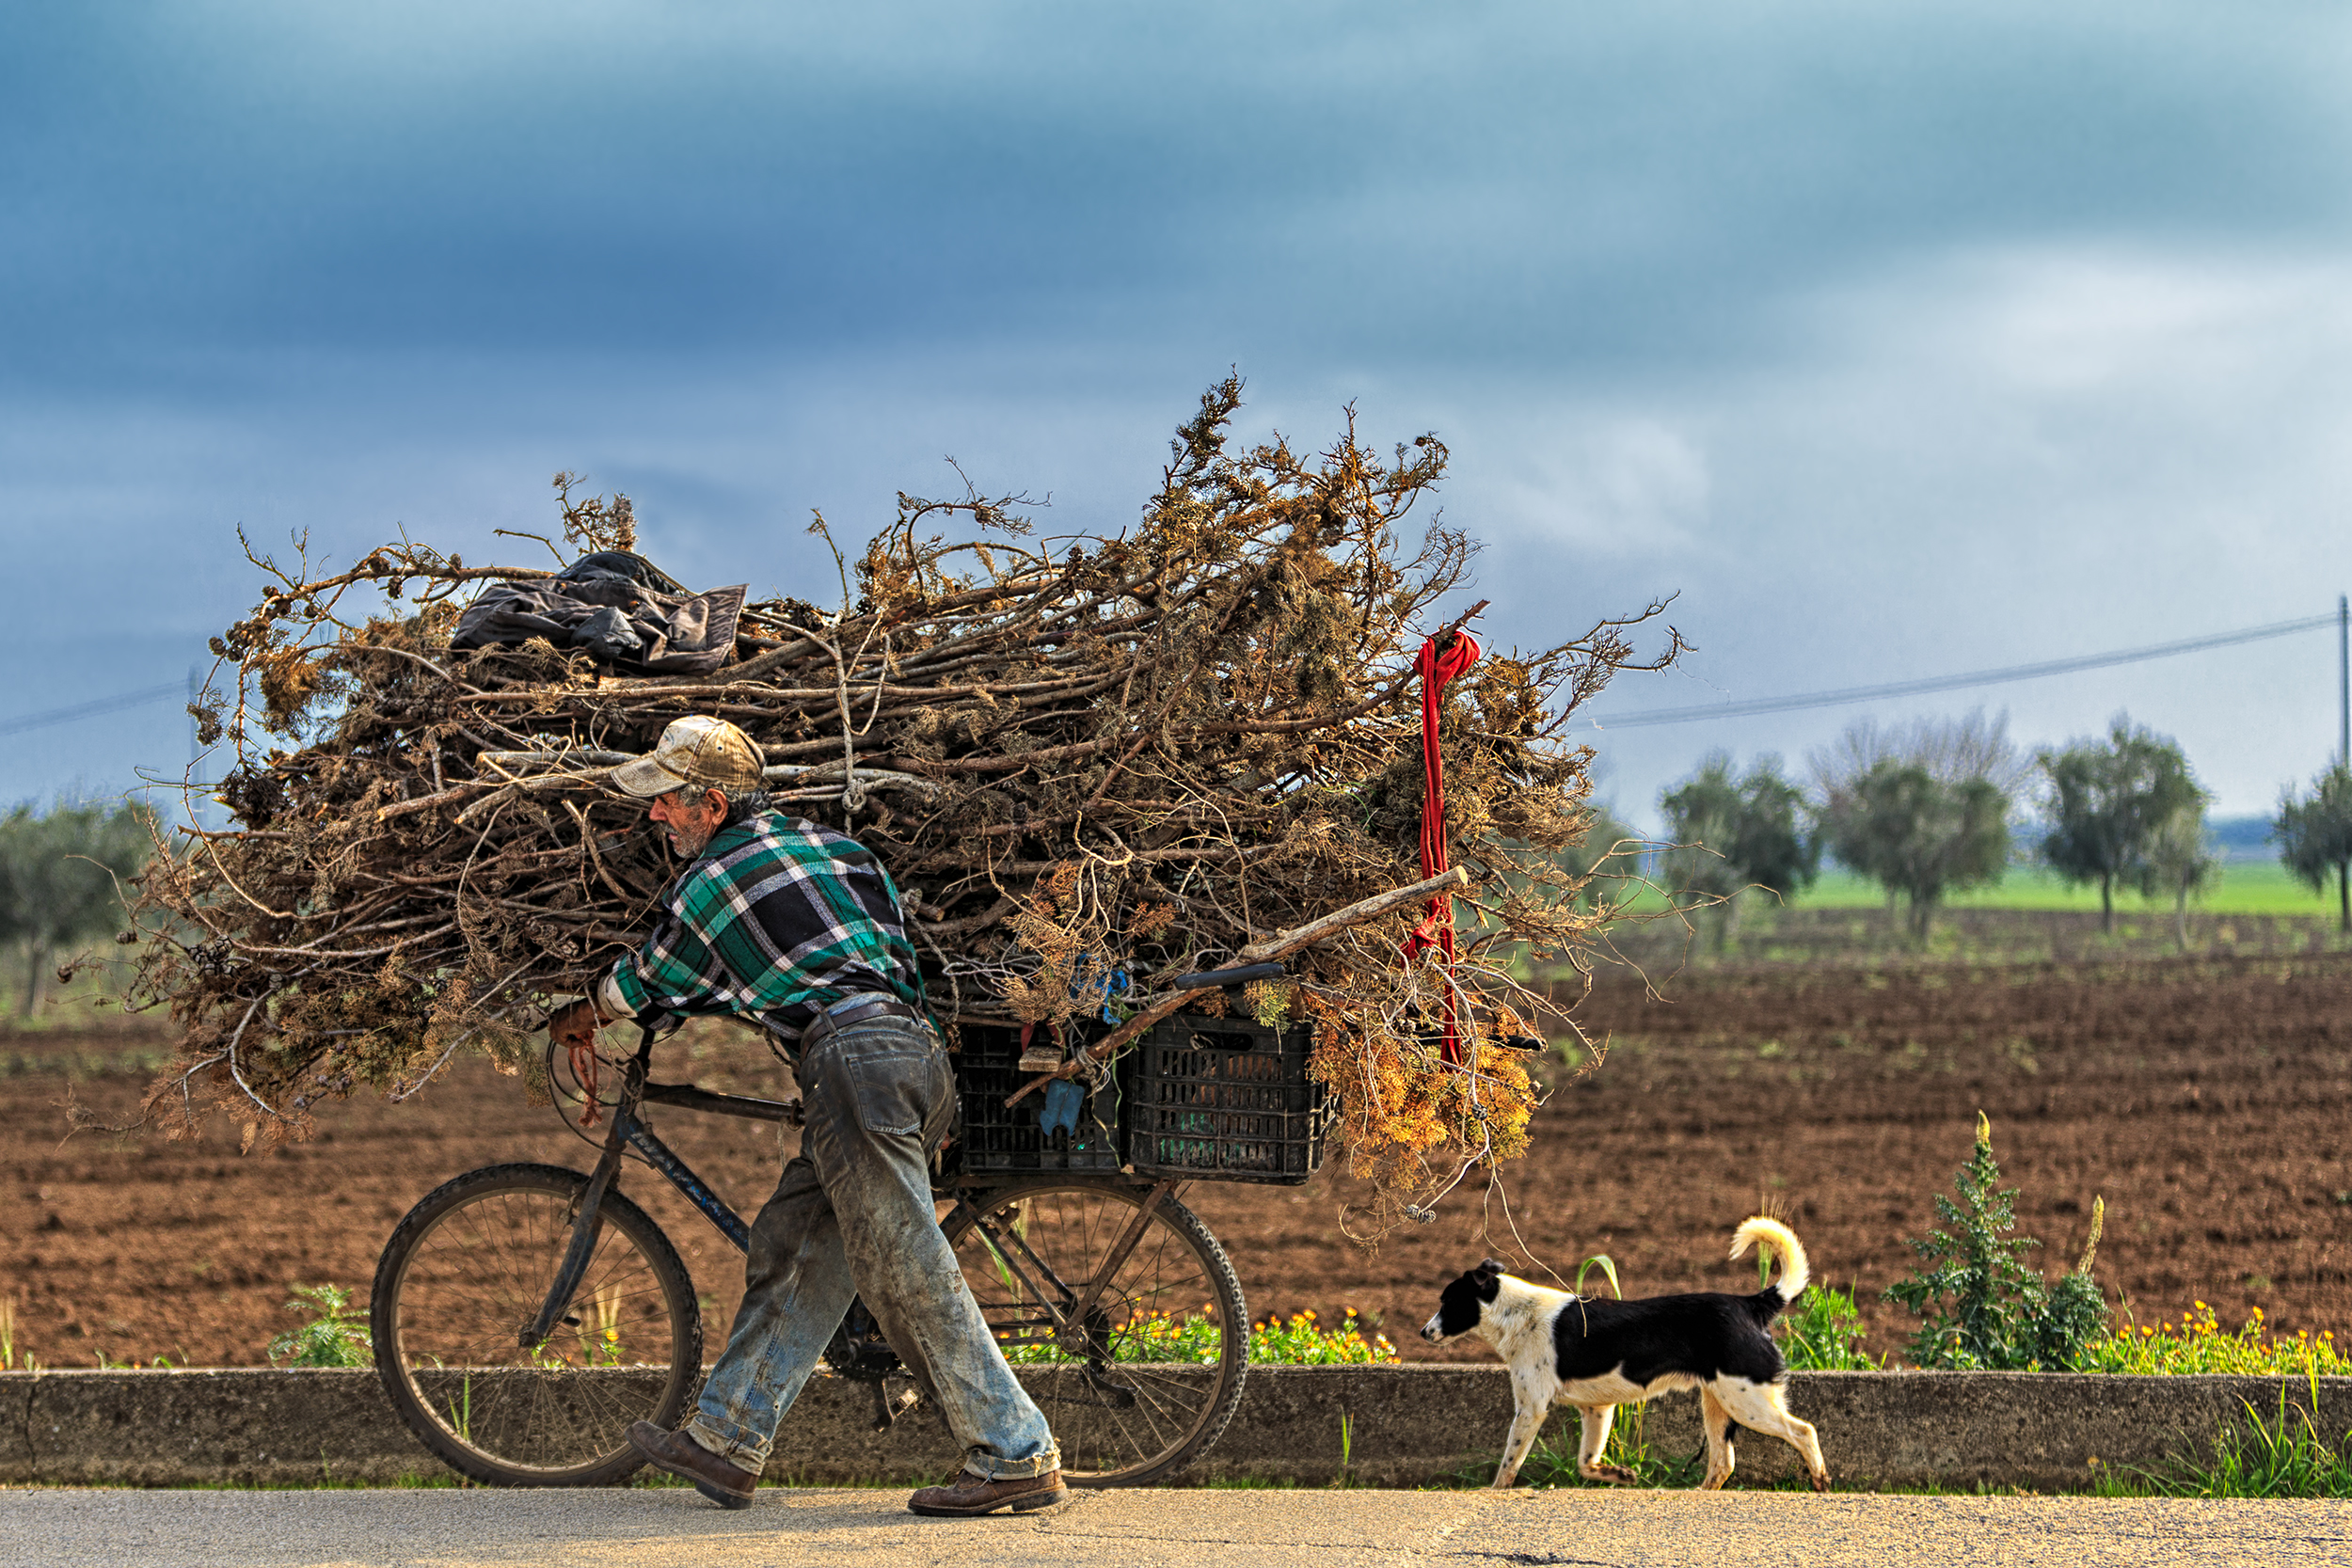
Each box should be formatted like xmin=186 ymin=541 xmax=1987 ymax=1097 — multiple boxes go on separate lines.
xmin=2341 ymin=594 xmax=2349 ymax=771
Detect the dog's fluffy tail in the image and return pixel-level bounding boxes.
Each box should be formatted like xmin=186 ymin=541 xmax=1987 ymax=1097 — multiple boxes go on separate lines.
xmin=1729 ymin=1216 xmax=1810 ymax=1312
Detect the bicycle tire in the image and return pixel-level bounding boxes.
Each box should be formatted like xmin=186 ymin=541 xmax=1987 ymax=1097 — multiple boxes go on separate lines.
xmin=942 ymin=1180 xmax=1247 ymax=1487
xmin=371 ymin=1163 xmax=704 ymax=1486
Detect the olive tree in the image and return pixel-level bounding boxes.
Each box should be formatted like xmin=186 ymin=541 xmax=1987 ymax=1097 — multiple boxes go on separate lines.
xmin=2277 ymin=764 xmax=2352 ymax=933
xmin=1660 ymin=751 xmax=1817 ymax=948
xmin=0 ymin=797 xmax=158 ymax=1018
xmin=2036 ymin=717 xmax=2204 ymax=934
xmin=1811 ymin=711 xmax=2020 ymax=943
xmin=1818 ymin=763 xmax=2009 ymax=942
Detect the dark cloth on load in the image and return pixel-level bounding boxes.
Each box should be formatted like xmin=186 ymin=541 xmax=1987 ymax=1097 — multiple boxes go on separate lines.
xmin=452 ymin=551 xmax=748 ymax=677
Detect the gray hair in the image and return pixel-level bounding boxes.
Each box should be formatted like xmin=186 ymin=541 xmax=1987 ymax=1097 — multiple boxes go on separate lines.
xmin=662 ymin=784 xmax=772 ymax=830
xmin=715 ymin=786 xmax=772 ymax=830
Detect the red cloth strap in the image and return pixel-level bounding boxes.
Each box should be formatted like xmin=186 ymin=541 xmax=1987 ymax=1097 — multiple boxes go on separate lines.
xmin=1401 ymin=629 xmax=1481 ymax=1065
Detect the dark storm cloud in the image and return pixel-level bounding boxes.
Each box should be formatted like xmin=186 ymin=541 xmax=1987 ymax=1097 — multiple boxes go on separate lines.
xmin=8 ymin=4 xmax=2342 ymax=378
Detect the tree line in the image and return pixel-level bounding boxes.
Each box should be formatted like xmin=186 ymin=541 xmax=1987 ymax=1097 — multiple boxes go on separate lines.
xmin=1615 ymin=709 xmax=2352 ymax=944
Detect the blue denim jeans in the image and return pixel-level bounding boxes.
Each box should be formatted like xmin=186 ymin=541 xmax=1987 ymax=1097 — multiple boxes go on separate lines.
xmin=684 ymin=1014 xmax=1060 ymax=1481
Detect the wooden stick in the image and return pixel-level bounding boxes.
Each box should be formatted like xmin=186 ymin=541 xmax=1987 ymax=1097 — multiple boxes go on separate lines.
xmin=1003 ymin=866 xmax=1470 ymax=1106
xmin=1231 ymin=864 xmax=1471 ymax=967
xmin=453 ymin=768 xmax=618 ymax=823
xmin=377 ymin=782 xmax=487 ymax=821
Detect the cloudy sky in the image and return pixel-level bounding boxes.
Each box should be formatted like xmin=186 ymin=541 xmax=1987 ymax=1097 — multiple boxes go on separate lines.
xmin=8 ymin=2 xmax=2351 ymax=828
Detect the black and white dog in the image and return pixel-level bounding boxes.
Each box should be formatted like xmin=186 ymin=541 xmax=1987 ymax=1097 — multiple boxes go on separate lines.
xmin=1422 ymin=1217 xmax=1830 ymax=1491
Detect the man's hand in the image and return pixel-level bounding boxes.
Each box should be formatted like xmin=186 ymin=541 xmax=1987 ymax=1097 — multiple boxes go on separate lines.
xmin=547 ymin=997 xmax=605 ymax=1053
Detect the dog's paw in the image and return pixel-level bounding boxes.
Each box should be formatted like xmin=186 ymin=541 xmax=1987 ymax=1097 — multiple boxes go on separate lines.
xmin=1582 ymin=1464 xmax=1640 ymax=1486
xmin=1809 ymin=1471 xmax=1832 ymax=1494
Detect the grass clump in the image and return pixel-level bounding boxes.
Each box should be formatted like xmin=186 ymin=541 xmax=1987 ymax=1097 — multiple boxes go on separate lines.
xmin=267 ymin=1283 xmax=372 ymax=1369
xmin=1777 ymin=1283 xmax=1884 ymax=1371
xmin=1883 ymin=1113 xmax=2107 ymax=1370
xmin=2097 ymin=1387 xmax=2352 ymax=1499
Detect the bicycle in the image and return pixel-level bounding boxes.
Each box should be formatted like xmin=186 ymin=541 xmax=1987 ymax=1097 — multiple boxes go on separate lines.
xmin=369 ymin=963 xmax=1304 ymax=1490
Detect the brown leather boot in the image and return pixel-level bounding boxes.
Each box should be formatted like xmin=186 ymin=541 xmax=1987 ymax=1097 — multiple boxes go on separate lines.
xmin=906 ymin=1467 xmax=1068 ymax=1517
xmin=627 ymin=1419 xmax=758 ymax=1509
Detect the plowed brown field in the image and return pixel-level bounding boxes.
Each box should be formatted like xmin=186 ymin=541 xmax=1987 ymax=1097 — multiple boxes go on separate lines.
xmin=6 ymin=920 xmax=2349 ymax=1370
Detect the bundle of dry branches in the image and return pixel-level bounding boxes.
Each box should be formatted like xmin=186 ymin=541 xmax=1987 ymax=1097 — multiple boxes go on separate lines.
xmin=128 ymin=381 xmax=1682 ymax=1206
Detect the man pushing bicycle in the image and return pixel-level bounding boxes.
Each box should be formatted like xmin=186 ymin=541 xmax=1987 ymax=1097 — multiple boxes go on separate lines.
xmin=544 ymin=715 xmax=1065 ymax=1516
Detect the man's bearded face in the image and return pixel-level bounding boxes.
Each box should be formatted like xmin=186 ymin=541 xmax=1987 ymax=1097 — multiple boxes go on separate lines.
xmin=648 ymin=786 xmax=729 ymax=858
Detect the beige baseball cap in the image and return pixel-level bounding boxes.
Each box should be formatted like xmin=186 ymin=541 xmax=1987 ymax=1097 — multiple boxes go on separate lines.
xmin=611 ymin=715 xmax=766 ymax=797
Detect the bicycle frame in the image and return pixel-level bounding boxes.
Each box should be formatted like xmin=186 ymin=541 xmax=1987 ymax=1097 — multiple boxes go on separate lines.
xmin=523 ymin=1033 xmax=772 ymax=1346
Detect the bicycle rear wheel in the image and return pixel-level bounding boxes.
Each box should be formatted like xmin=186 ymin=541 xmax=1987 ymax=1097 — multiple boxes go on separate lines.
xmin=372 ymin=1163 xmax=703 ymax=1486
xmin=942 ymin=1180 xmax=1247 ymax=1486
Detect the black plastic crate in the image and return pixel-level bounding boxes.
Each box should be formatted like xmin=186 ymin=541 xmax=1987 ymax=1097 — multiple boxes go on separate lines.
xmin=951 ymin=1022 xmax=1125 ymax=1177
xmin=1128 ymin=1015 xmax=1327 ymax=1185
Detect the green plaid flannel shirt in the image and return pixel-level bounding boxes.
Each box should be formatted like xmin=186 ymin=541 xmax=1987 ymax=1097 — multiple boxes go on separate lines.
xmin=604 ymin=809 xmax=927 ymax=1055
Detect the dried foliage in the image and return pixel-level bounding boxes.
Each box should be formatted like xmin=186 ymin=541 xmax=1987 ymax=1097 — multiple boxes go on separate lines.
xmin=128 ymin=382 xmax=1683 ymax=1210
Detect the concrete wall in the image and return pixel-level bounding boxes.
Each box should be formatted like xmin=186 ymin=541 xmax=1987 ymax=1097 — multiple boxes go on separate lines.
xmin=4 ymin=1366 xmax=2348 ymax=1491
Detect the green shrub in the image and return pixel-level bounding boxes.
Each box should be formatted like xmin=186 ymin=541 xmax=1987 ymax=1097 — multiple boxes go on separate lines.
xmin=267 ymin=1283 xmax=372 ymax=1369
xmin=1883 ymin=1113 xmax=2108 ymax=1370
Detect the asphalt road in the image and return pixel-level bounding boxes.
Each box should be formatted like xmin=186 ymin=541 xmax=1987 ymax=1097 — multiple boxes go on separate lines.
xmin=7 ymin=1486 xmax=2350 ymax=1567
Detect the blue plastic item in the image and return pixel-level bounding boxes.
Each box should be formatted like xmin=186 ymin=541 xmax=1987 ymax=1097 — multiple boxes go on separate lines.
xmin=1039 ymin=1078 xmax=1086 ymax=1138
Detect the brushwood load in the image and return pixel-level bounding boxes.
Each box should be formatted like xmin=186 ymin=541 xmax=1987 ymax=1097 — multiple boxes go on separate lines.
xmin=128 ymin=381 xmax=1682 ymax=1208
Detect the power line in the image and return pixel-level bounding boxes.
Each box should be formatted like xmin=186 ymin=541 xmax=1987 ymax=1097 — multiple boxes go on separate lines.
xmin=0 ymin=681 xmax=188 ymax=739
xmin=1586 ymin=612 xmax=2339 ymax=729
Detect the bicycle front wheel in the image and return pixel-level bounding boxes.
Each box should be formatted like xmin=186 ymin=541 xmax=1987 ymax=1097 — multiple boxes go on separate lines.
xmin=943 ymin=1180 xmax=1248 ymax=1486
xmin=371 ymin=1163 xmax=703 ymax=1486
